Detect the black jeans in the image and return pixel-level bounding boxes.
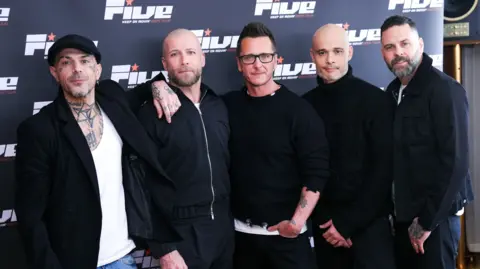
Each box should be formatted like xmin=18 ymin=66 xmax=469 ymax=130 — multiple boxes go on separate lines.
xmin=233 ymin=231 xmax=317 ymax=269
xmin=314 ymin=216 xmax=396 ymax=269
xmin=394 ymin=215 xmax=461 ymax=269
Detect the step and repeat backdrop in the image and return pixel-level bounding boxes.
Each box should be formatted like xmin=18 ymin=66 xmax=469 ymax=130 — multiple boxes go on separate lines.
xmin=0 ymin=0 xmax=443 ymax=268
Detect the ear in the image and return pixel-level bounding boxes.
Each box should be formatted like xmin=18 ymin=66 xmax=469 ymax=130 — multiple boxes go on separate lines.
xmin=310 ymin=48 xmax=315 ymax=62
xmin=95 ymin=64 xmax=102 ymax=81
xmin=272 ymin=54 xmax=278 ymax=70
xmin=161 ymin=57 xmax=167 ymax=71
xmin=49 ymin=66 xmax=60 ymax=82
xmin=419 ymin=37 xmax=424 ymax=52
xmin=201 ymin=52 xmax=206 ymax=68
xmin=348 ymin=45 xmax=353 ymax=61
xmin=236 ymin=57 xmax=242 ymax=72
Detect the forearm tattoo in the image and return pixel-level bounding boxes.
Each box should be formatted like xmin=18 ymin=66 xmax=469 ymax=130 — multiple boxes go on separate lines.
xmin=299 ymin=193 xmax=307 ymax=209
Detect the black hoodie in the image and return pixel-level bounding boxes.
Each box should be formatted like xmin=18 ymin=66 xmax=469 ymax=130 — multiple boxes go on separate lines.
xmin=303 ymin=66 xmax=394 ymax=238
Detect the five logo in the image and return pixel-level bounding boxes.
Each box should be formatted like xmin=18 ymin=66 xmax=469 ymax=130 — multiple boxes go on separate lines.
xmin=273 ymin=56 xmax=316 ymax=80
xmin=191 ymin=29 xmax=239 ymax=53
xmin=0 ymin=209 xmax=17 ymax=227
xmin=104 ymin=0 xmax=173 ymax=24
xmin=0 ymin=77 xmax=18 ymax=94
xmin=24 ymin=33 xmax=98 ymax=58
xmin=254 ymin=0 xmax=316 ymax=19
xmin=336 ymin=23 xmax=381 ymax=46
xmin=388 ymin=0 xmax=443 ymax=13
xmin=110 ymin=64 xmax=168 ymax=89
xmin=0 ymin=7 xmax=9 ymax=26
xmin=0 ymin=144 xmax=16 ymax=160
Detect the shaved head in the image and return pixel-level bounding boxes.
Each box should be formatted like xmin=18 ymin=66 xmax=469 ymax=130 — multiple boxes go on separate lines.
xmin=163 ymin=28 xmax=201 ymax=56
xmin=310 ymin=24 xmax=353 ymax=84
xmin=162 ymin=28 xmax=205 ymax=88
xmin=312 ymin=24 xmax=349 ymax=49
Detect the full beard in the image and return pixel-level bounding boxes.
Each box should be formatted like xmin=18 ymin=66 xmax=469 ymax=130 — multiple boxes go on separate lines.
xmin=170 ymin=69 xmax=202 ymax=87
xmin=388 ymin=49 xmax=422 ymax=78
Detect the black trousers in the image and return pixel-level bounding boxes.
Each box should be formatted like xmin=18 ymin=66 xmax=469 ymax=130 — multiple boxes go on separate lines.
xmin=313 ymin=216 xmax=396 ymax=269
xmin=394 ymin=215 xmax=461 ymax=269
xmin=233 ymin=231 xmax=317 ymax=269
xmin=171 ymin=203 xmax=235 ymax=269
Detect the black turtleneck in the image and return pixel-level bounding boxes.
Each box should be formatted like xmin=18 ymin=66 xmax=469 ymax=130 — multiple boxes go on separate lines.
xmin=303 ymin=67 xmax=394 ymax=238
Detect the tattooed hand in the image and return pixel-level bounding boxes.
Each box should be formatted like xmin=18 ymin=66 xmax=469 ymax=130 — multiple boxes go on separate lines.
xmin=151 ymin=80 xmax=181 ymax=123
xmin=408 ymin=217 xmax=431 ymax=254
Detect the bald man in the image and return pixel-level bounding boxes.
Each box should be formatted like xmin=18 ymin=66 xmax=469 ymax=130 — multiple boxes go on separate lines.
xmin=137 ymin=29 xmax=234 ymax=269
xmin=303 ymin=24 xmax=396 ymax=269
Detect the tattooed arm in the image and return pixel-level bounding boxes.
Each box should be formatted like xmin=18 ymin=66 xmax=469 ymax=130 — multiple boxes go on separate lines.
xmin=291 ymin=187 xmax=320 ymax=230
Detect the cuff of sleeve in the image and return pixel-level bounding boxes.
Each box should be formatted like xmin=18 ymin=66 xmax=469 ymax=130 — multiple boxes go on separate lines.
xmin=304 ymin=179 xmax=326 ymax=194
xmin=418 ymin=199 xmax=436 ymax=231
xmin=152 ymin=72 xmax=166 ymax=82
xmin=147 ymin=240 xmax=177 ymax=259
xmin=418 ymin=214 xmax=435 ymax=232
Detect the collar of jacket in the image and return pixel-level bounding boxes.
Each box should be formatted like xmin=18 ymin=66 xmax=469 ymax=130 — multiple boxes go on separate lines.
xmin=168 ymin=82 xmax=218 ymax=102
xmin=315 ymin=65 xmax=353 ymax=93
xmin=389 ymin=52 xmax=433 ymax=96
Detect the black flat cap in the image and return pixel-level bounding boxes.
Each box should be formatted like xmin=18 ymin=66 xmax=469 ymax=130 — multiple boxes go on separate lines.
xmin=47 ymin=34 xmax=101 ymax=66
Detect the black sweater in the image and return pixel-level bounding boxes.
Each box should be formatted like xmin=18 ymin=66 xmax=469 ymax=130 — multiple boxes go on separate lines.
xmin=223 ymin=85 xmax=330 ymax=226
xmin=303 ymin=67 xmax=394 ymax=238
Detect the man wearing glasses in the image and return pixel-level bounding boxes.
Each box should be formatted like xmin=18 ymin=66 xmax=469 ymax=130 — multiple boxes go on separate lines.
xmin=223 ymin=22 xmax=329 ymax=269
xmin=146 ymin=22 xmax=329 ymax=269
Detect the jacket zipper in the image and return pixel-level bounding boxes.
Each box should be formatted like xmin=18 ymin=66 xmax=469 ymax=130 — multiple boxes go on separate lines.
xmin=198 ymin=90 xmax=215 ymax=220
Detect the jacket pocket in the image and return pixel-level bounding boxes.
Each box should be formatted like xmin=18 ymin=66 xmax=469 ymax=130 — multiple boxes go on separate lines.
xmin=402 ymin=115 xmax=430 ymax=145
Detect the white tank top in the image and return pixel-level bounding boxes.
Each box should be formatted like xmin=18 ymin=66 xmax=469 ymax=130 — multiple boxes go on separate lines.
xmin=92 ymin=107 xmax=135 ymax=266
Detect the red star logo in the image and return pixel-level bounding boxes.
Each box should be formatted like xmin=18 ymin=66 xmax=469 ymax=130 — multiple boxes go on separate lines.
xmin=131 ymin=63 xmax=139 ymax=72
xmin=277 ymin=56 xmax=284 ymax=64
xmin=47 ymin=32 xmax=56 ymax=41
xmin=125 ymin=0 xmax=134 ymax=5
xmin=204 ymin=28 xmax=212 ymax=36
xmin=342 ymin=22 xmax=350 ymax=30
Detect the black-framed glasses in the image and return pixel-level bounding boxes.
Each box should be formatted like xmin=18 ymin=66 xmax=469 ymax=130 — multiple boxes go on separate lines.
xmin=239 ymin=53 xmax=276 ymax=64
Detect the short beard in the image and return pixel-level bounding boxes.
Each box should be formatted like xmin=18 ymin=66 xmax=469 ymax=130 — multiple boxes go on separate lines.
xmin=170 ymin=69 xmax=202 ymax=87
xmin=388 ymin=49 xmax=422 ymax=78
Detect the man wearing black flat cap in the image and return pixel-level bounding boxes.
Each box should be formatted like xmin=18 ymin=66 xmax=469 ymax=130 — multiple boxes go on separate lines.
xmin=15 ymin=34 xmax=181 ymax=269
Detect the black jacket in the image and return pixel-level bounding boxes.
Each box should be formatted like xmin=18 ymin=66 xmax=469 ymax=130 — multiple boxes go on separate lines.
xmin=386 ymin=53 xmax=474 ymax=231
xmin=137 ymin=83 xmax=230 ymax=257
xmin=303 ymin=67 xmax=394 ymax=238
xmin=14 ymin=79 xmax=181 ymax=269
